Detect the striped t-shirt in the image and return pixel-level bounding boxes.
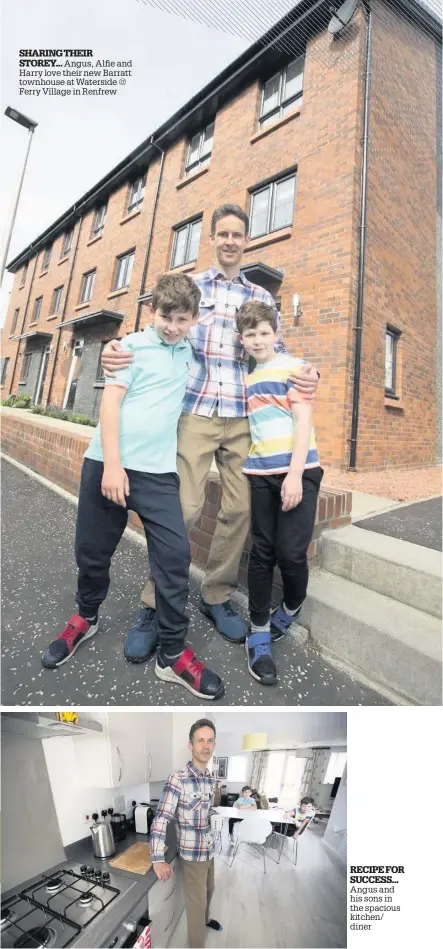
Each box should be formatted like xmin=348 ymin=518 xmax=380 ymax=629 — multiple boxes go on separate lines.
xmin=243 ymin=353 xmax=320 ymax=476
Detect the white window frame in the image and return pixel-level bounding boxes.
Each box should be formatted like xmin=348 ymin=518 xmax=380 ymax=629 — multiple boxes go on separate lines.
xmin=92 ymin=204 xmax=107 ymax=237
xmin=385 ymin=326 xmax=401 ymax=396
xmin=32 ymin=296 xmax=43 ymax=323
xmin=51 ymin=286 xmax=63 ymax=315
xmin=186 ymin=121 xmax=215 ymax=171
xmin=260 ymin=55 xmax=304 ymax=127
xmin=171 ymin=218 xmax=202 ymax=269
xmin=80 ymin=270 xmax=96 ymax=304
xmin=127 ymin=174 xmax=146 ymax=213
xmin=61 ymin=229 xmax=74 ymax=257
xmin=41 ymin=246 xmax=52 ymax=271
xmin=263 ymin=751 xmax=305 ymax=806
xmin=63 ymin=338 xmax=84 ymax=409
xmin=113 ymin=251 xmax=135 ymax=291
xmin=249 ymin=173 xmax=296 ymax=239
xmin=323 ymin=752 xmax=347 ymax=785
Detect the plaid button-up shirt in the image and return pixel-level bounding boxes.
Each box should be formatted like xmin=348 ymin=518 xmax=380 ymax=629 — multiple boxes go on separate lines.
xmin=182 ymin=266 xmax=286 ymax=418
xmin=150 ymin=760 xmax=215 ymax=863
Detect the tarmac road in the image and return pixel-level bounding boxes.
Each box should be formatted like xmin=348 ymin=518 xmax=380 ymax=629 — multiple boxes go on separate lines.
xmin=1 ymin=458 xmax=389 ymax=707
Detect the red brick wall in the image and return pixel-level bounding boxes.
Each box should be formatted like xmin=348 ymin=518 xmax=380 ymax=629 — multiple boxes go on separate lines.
xmin=1 ymin=410 xmax=351 ymax=594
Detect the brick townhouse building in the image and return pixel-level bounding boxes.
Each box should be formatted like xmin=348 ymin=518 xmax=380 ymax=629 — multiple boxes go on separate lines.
xmin=1 ymin=0 xmax=441 ymax=469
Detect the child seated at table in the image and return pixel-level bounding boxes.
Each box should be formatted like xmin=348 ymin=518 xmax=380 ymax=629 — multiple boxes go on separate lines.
xmin=229 ymin=785 xmax=257 ymax=838
xmin=283 ymin=795 xmax=315 ymax=837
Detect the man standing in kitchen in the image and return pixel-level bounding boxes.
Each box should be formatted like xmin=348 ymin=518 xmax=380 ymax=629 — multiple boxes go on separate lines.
xmin=150 ymin=718 xmax=220 ymax=949
xmin=101 ymin=203 xmax=319 ymax=657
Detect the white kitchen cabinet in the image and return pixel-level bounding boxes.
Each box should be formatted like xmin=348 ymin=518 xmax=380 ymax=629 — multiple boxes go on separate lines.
xmin=73 ymin=712 xmax=147 ymax=788
xmin=144 ymin=712 xmax=173 ymax=782
xmin=149 ymin=858 xmax=184 ymax=949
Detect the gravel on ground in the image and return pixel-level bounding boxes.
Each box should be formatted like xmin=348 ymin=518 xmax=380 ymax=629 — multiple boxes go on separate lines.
xmin=322 ymin=465 xmax=442 ymax=502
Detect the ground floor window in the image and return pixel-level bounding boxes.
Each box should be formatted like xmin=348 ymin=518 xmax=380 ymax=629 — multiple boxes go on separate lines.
xmin=20 ymin=352 xmax=32 ymax=384
xmin=385 ymin=325 xmax=401 ymax=397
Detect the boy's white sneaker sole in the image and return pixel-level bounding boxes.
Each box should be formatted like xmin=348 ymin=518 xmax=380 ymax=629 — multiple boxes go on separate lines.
xmin=154 ymin=661 xmax=224 ymax=700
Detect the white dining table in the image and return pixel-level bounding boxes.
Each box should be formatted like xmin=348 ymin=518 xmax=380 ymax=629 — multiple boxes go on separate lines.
xmin=214 ymin=805 xmax=297 ymax=863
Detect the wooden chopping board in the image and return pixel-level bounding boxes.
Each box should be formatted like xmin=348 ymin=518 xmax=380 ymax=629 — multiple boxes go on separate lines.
xmin=109 ymin=842 xmax=167 ymax=875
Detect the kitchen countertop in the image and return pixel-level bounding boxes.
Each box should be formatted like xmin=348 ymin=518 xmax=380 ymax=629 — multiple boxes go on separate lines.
xmin=2 ymin=822 xmax=178 ymax=949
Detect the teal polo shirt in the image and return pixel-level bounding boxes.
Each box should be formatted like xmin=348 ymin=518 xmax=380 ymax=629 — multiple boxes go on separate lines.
xmin=85 ymin=325 xmax=192 ymax=473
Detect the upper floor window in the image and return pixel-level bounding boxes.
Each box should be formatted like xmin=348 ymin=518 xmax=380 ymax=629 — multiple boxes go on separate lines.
xmin=249 ymin=172 xmax=296 ymax=239
xmin=171 ymin=218 xmax=202 ymax=269
xmin=32 ymin=296 xmax=43 ymax=323
xmin=113 ymin=250 xmax=135 ymax=290
xmin=11 ymin=308 xmax=20 ymax=335
xmin=385 ymin=326 xmax=401 ymax=396
xmin=186 ymin=121 xmax=215 ymax=172
xmin=61 ymin=228 xmax=74 ymax=257
xmin=92 ymin=204 xmax=107 ymax=238
xmin=260 ymin=55 xmax=304 ymax=128
xmin=80 ymin=269 xmax=96 ymax=304
xmin=127 ymin=174 xmax=146 ymax=213
xmin=20 ymin=262 xmax=28 ymax=287
xmin=41 ymin=246 xmax=52 ymax=271
xmin=51 ymin=286 xmax=64 ymax=315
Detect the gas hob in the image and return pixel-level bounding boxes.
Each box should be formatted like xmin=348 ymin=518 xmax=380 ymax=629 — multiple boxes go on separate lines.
xmin=1 ymin=866 xmax=121 ymax=948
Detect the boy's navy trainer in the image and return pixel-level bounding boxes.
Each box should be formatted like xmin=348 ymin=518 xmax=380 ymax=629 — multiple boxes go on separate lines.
xmin=199 ymin=598 xmax=247 ymax=643
xmin=271 ymin=603 xmax=303 ymax=641
xmin=155 ymin=647 xmax=225 ymax=700
xmin=246 ymin=630 xmax=277 ymax=686
xmin=41 ymin=614 xmax=98 ymax=669
xmin=124 ymin=607 xmax=158 ymax=662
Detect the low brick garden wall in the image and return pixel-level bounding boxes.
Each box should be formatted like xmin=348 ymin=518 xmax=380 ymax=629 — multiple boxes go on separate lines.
xmin=1 ymin=409 xmax=351 ymax=600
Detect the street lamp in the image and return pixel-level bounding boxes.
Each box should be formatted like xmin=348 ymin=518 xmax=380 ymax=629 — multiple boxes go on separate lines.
xmin=0 ymin=107 xmax=38 ymax=287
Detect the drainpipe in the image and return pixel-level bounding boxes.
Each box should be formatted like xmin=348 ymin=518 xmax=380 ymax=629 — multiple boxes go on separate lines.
xmin=134 ymin=138 xmax=165 ymax=333
xmin=348 ymin=2 xmax=372 ymax=470
xmin=45 ymin=216 xmax=84 ymax=406
xmin=9 ymin=255 xmax=38 ymax=394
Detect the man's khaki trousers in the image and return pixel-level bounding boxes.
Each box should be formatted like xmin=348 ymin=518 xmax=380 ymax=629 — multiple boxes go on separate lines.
xmin=141 ymin=412 xmax=251 ymax=607
xmin=180 ymin=856 xmax=215 ymax=948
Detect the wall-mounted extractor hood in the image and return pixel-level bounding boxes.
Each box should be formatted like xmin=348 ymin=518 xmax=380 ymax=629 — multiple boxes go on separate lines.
xmin=1 ymin=713 xmax=102 ymax=740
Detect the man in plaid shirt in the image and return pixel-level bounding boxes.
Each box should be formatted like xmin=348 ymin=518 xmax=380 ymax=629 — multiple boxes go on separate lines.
xmin=150 ymin=718 xmax=220 ymax=948
xmin=102 ymin=204 xmax=319 ymax=657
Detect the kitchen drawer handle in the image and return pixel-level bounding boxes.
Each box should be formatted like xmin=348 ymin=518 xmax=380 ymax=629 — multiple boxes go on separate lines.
xmin=116 ymin=745 xmax=122 ymax=783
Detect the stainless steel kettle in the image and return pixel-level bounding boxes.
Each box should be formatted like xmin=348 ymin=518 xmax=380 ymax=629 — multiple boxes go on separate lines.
xmin=90 ymin=812 xmax=115 ymax=858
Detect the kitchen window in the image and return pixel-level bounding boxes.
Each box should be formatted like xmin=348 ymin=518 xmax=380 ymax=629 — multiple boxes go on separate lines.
xmin=385 ymin=326 xmax=401 ymax=396
xmin=11 ymin=308 xmax=20 ymax=335
xmin=260 ymin=55 xmax=304 ymax=127
xmin=227 ymin=756 xmax=248 ymax=783
xmin=61 ymin=228 xmax=74 ymax=257
xmin=41 ymin=246 xmax=52 ymax=271
xmin=91 ymin=203 xmax=107 ymax=237
xmin=186 ymin=121 xmax=215 ymax=171
xmin=50 ymin=285 xmax=64 ymax=314
xmin=113 ymin=250 xmax=135 ymax=290
xmin=127 ymin=173 xmax=146 ymax=213
xmin=1 ymin=357 xmax=10 ymax=384
xmin=80 ymin=269 xmax=96 ymax=303
xmin=20 ymin=352 xmax=32 ymax=383
xmin=324 ymin=752 xmax=347 ymax=784
xmin=264 ymin=751 xmax=306 ymax=807
xmin=171 ymin=218 xmax=202 ymax=269
xmin=32 ymin=296 xmax=43 ymax=323
xmin=249 ymin=172 xmax=296 ymax=239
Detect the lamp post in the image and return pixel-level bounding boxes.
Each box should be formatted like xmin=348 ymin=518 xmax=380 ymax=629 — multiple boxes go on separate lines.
xmin=0 ymin=107 xmax=38 ymax=287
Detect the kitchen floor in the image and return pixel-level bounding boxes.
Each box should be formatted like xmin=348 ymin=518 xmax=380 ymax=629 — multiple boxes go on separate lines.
xmin=168 ymin=822 xmax=346 ymax=949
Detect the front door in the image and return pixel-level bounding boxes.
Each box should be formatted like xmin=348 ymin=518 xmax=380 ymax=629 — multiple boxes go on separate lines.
xmin=34 ymin=346 xmax=51 ymax=405
xmin=63 ymin=338 xmax=84 ymax=410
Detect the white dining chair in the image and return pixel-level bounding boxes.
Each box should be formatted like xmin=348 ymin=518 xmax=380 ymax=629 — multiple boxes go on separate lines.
xmin=271 ymin=814 xmax=314 ymax=865
xmin=210 ymin=813 xmax=225 ymax=853
xmin=229 ymin=814 xmax=272 ymax=873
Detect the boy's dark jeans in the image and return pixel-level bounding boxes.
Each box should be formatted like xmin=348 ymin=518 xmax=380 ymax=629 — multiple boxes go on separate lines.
xmin=248 ymin=467 xmax=324 ymax=627
xmin=75 ymin=458 xmax=190 ymax=649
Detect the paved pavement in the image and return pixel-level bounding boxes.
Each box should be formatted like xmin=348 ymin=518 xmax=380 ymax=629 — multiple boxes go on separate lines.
xmin=1 ymin=459 xmax=389 ymax=706
xmin=355 ymin=496 xmax=442 ymax=551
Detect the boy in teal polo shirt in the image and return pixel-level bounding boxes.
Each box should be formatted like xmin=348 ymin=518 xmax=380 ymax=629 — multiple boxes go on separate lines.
xmin=41 ymin=274 xmax=224 ymax=701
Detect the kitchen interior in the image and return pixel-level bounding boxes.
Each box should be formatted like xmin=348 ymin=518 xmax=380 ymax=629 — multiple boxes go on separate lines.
xmin=1 ymin=710 xmax=347 ymax=949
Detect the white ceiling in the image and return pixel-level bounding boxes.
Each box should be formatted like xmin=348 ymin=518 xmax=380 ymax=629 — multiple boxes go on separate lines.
xmin=212 ymin=711 xmax=346 ymax=748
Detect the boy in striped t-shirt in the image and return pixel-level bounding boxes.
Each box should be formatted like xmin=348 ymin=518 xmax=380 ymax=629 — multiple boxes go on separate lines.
xmin=236 ymin=301 xmax=323 ymax=686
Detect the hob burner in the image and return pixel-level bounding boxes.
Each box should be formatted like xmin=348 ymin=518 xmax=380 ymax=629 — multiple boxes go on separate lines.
xmin=78 ymin=893 xmax=93 ymax=906
xmin=14 ymin=925 xmax=58 ymax=949
xmin=45 ymin=878 xmax=63 ymax=894
xmin=1 ymin=907 xmax=17 ymax=930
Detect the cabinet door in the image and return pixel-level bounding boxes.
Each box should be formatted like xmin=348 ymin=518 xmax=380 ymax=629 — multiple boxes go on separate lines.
xmin=144 ymin=713 xmax=173 ymax=783
xmin=72 ymin=712 xmax=112 ymax=787
xmin=107 ymin=713 xmax=147 ymax=787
